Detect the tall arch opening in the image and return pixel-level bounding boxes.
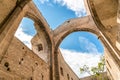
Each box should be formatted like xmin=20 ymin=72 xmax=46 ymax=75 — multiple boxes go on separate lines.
xmin=58 ymin=31 xmax=106 ymax=79
xmin=15 ymin=17 xmax=36 ymax=49
xmin=15 ymin=17 xmax=51 ymax=63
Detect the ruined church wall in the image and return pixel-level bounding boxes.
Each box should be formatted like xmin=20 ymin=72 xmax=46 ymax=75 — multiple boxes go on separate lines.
xmin=57 ymin=50 xmax=79 ymax=80
xmin=0 ymin=37 xmax=50 ymax=80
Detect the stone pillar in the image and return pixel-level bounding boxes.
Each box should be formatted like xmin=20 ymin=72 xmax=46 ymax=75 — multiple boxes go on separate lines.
xmin=0 ymin=0 xmax=31 ymax=62
xmin=117 ymin=0 xmax=120 ymax=24
xmin=116 ymin=0 xmax=120 ymax=51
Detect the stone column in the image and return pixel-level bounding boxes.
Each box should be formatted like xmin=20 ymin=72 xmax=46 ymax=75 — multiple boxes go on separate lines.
xmin=116 ymin=0 xmax=120 ymax=51
xmin=0 ymin=0 xmax=31 ymax=62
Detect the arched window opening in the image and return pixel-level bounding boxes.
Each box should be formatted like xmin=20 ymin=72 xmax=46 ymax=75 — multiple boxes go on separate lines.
xmin=37 ymin=43 xmax=43 ymax=51
xmin=41 ymin=74 xmax=44 ymax=80
xmin=59 ymin=31 xmax=105 ymax=78
xmin=71 ymin=78 xmax=73 ymax=80
xmin=14 ymin=17 xmax=50 ymax=63
xmin=67 ymin=74 xmax=70 ymax=80
xmin=60 ymin=67 xmax=64 ymax=76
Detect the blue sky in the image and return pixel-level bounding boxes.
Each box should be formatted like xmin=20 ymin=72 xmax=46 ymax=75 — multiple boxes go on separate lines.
xmin=33 ymin=0 xmax=86 ymax=29
xmin=34 ymin=0 xmax=75 ymax=29
xmin=60 ymin=32 xmax=103 ymax=53
xmin=15 ymin=0 xmax=104 ymax=78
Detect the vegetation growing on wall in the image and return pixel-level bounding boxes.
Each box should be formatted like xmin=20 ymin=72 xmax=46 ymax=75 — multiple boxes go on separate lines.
xmin=80 ymin=56 xmax=108 ymax=80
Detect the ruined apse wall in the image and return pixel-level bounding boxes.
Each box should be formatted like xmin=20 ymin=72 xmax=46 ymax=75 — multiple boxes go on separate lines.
xmin=0 ymin=37 xmax=50 ymax=80
xmin=1 ymin=0 xmax=120 ymax=80
xmin=0 ymin=0 xmax=80 ymax=80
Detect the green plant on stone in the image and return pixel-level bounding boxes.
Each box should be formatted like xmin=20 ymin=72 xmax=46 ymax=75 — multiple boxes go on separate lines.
xmin=80 ymin=56 xmax=107 ymax=80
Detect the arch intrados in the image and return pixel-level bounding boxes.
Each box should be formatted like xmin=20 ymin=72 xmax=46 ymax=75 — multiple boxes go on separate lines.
xmin=55 ymin=28 xmax=104 ymax=52
xmin=24 ymin=4 xmax=53 ymax=79
xmin=24 ymin=12 xmax=52 ymax=50
xmin=25 ymin=12 xmax=39 ymax=23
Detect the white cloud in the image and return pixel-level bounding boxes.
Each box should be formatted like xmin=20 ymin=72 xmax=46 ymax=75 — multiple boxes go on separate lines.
xmin=79 ymin=36 xmax=99 ymax=54
xmin=39 ymin=0 xmax=49 ymax=4
xmin=15 ymin=24 xmax=33 ymax=49
xmin=60 ymin=48 xmax=102 ymax=78
xmin=54 ymin=0 xmax=86 ymax=17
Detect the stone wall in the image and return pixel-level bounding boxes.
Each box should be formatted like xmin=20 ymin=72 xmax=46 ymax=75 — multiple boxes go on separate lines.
xmin=0 ymin=27 xmax=79 ymax=80
xmin=80 ymin=72 xmax=108 ymax=80
xmin=57 ymin=50 xmax=79 ymax=80
xmin=105 ymin=48 xmax=120 ymax=80
xmin=0 ymin=37 xmax=49 ymax=80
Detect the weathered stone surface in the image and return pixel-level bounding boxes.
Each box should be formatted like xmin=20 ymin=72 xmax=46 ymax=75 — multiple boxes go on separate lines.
xmin=0 ymin=37 xmax=50 ymax=80
xmin=0 ymin=0 xmax=120 ymax=80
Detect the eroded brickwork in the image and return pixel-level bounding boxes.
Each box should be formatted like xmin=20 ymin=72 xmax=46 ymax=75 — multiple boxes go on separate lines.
xmin=0 ymin=37 xmax=49 ymax=80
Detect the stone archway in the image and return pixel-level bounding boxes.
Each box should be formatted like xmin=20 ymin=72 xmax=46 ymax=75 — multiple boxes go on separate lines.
xmin=53 ymin=15 xmax=107 ymax=80
xmin=25 ymin=2 xmax=53 ymax=63
xmin=25 ymin=3 xmax=53 ymax=80
xmin=54 ymin=16 xmax=101 ymax=50
xmin=53 ymin=14 xmax=120 ymax=80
